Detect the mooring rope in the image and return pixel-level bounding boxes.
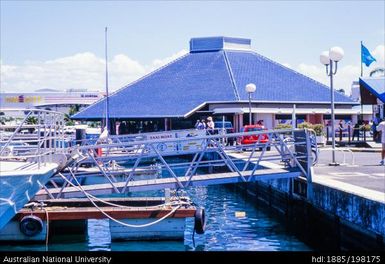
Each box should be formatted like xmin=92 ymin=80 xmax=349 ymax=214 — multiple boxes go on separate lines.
xmin=58 ymin=173 xmax=184 ymax=228
xmin=58 ymin=172 xmax=191 ymax=209
xmin=43 ymin=207 xmax=49 ymax=251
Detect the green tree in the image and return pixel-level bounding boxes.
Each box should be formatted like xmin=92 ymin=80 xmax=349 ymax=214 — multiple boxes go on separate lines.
xmin=0 ymin=112 xmax=5 ymax=125
xmin=274 ymin=123 xmax=292 ymax=130
xmin=65 ymin=104 xmax=81 ymax=126
xmin=298 ymin=122 xmax=325 ymax=136
xmin=26 ymin=116 xmax=38 ymax=125
xmin=69 ymin=104 xmax=81 ymax=116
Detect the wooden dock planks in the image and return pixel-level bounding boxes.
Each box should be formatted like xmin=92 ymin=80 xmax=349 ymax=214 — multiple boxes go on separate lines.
xmin=16 ymin=206 xmax=196 ymax=221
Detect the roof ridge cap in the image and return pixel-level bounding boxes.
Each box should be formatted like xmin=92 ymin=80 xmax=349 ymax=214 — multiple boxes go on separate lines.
xmin=223 ymin=50 xmax=241 ymax=101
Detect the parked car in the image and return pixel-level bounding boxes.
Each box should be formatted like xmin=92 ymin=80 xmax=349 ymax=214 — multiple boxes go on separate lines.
xmin=214 ymin=121 xmax=235 ymax=145
xmin=240 ymin=125 xmax=270 ymax=151
xmin=214 ymin=121 xmax=234 ymax=133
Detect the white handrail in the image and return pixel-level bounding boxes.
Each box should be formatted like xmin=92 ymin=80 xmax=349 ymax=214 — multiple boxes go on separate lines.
xmin=319 ymin=147 xmax=355 ymax=165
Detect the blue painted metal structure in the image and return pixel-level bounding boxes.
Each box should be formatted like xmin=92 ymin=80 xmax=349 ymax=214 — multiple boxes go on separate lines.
xmin=359 ymin=77 xmax=385 ymax=103
xmin=73 ymin=37 xmax=355 ymax=120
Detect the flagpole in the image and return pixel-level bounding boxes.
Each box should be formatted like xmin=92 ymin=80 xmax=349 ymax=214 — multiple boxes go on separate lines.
xmin=360 ymin=41 xmax=363 ymax=121
xmin=105 ymin=27 xmax=110 ymax=133
xmin=360 ymin=41 xmax=363 ymax=77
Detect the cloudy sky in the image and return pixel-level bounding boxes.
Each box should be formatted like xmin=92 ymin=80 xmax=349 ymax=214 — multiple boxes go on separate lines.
xmin=1 ymin=1 xmax=384 ymax=95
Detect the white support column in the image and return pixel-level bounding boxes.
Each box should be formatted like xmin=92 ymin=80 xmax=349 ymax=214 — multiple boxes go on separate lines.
xmin=164 ymin=118 xmax=169 ymax=131
xmin=239 ymin=114 xmax=244 ymax=130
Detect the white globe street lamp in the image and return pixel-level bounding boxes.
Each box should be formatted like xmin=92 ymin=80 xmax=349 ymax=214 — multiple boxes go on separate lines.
xmin=320 ymin=46 xmax=344 ymax=166
xmin=329 ymin=47 xmax=344 ymax=62
xmin=320 ymin=51 xmax=330 ymax=65
xmin=245 ymin=83 xmax=256 ymax=125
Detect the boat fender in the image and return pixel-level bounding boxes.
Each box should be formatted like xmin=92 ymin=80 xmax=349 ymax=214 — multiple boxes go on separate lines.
xmin=194 ymin=207 xmax=206 ymax=234
xmin=19 ymin=215 xmax=43 ymax=237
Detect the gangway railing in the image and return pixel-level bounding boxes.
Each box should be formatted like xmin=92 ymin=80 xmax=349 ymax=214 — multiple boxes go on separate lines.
xmin=0 ymin=108 xmax=66 ymax=168
xmin=37 ymin=128 xmax=317 ymax=199
xmin=318 ymin=147 xmax=355 ymax=166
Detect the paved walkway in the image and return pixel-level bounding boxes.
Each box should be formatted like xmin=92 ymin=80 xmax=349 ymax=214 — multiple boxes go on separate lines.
xmin=314 ymin=150 xmax=385 ymax=203
xmin=228 ymin=149 xmax=385 ymax=203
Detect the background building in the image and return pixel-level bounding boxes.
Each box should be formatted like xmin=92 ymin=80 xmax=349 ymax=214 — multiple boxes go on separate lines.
xmin=0 ymin=88 xmax=104 ymax=115
xmin=73 ymin=36 xmax=361 ymax=134
xmin=359 ymin=77 xmax=385 ymax=119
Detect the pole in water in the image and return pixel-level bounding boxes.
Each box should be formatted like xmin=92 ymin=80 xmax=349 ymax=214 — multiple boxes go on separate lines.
xmin=105 ymin=27 xmax=110 ymax=133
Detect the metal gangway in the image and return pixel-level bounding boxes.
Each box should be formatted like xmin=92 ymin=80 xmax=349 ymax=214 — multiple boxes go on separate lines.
xmin=0 ymin=108 xmax=68 ymax=167
xmin=35 ymin=128 xmax=318 ymax=200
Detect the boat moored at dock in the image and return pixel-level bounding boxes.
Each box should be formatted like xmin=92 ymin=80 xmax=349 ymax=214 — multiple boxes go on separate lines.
xmin=0 ymin=197 xmax=204 ymax=242
xmin=0 ymin=109 xmax=67 ymax=230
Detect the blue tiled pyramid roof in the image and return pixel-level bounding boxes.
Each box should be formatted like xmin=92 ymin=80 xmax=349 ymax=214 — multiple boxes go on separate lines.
xmin=73 ymin=37 xmax=355 ymax=119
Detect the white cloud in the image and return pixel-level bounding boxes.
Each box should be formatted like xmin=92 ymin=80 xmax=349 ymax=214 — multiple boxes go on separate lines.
xmin=298 ymin=63 xmax=328 ymax=85
xmin=0 ymin=50 xmax=187 ymax=93
xmin=149 ymin=49 xmax=188 ymax=71
xmin=296 ymin=45 xmax=384 ymax=95
xmin=0 ymin=46 xmax=382 ymax=96
xmin=371 ymin=44 xmax=385 ymax=67
xmin=297 ymin=63 xmax=361 ymax=95
xmin=282 ymin=63 xmax=292 ymax=69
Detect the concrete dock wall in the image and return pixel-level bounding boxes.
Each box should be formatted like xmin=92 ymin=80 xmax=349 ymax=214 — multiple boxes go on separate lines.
xmin=311 ymin=182 xmax=385 ymax=238
xmin=238 ymin=178 xmax=385 ymax=250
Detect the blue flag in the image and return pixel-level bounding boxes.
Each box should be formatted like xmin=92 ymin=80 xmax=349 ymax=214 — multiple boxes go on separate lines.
xmin=361 ymin=43 xmax=376 ymax=67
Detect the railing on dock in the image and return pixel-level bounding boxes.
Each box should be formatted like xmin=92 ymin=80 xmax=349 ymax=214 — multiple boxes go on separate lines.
xmin=0 ymin=108 xmax=66 ymax=168
xmin=37 ymin=128 xmax=318 ymax=199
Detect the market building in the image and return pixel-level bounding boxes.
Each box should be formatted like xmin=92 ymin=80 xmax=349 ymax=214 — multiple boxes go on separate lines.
xmin=73 ymin=36 xmax=361 ymax=134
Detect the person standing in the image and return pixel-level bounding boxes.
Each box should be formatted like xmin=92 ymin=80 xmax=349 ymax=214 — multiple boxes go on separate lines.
xmin=206 ymin=116 xmax=215 ymax=134
xmin=197 ymin=119 xmax=206 ymax=130
xmin=352 ymin=123 xmax=360 ymax=141
xmin=376 ymin=119 xmax=385 ymax=165
xmin=338 ymin=120 xmax=344 ymax=141
xmin=194 ymin=119 xmax=200 ymax=129
xmin=257 ymin=120 xmax=265 ymax=128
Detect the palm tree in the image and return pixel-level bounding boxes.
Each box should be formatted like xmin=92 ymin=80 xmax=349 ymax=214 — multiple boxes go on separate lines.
xmin=369 ymin=67 xmax=385 ymax=77
xmin=65 ymin=104 xmax=81 ymax=126
xmin=69 ymin=104 xmax=81 ymax=116
xmin=26 ymin=116 xmax=38 ymax=125
xmin=0 ymin=112 xmax=5 ymax=125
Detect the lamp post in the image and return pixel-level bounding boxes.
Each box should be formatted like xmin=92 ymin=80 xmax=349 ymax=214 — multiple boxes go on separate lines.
xmin=320 ymin=46 xmax=344 ymax=166
xmin=245 ymin=83 xmax=256 ymax=125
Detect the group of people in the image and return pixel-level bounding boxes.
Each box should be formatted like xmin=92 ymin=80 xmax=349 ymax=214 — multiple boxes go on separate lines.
xmin=358 ymin=115 xmax=385 ymax=166
xmin=118 ymin=120 xmax=159 ymax=134
xmin=195 ymin=116 xmax=215 ymax=134
xmin=336 ymin=120 xmax=371 ymax=142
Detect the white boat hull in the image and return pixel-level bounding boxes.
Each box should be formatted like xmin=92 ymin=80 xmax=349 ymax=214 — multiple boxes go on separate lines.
xmin=0 ymin=161 xmax=58 ymax=230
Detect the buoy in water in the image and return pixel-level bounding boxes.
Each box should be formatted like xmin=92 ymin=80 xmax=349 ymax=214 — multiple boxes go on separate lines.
xmin=19 ymin=215 xmax=43 ymax=237
xmin=194 ymin=207 xmax=206 ymax=234
xmin=235 ymin=211 xmax=246 ymax=218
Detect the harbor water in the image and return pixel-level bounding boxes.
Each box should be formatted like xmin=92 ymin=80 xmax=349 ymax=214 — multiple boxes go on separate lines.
xmin=0 ymin=184 xmax=311 ymax=251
